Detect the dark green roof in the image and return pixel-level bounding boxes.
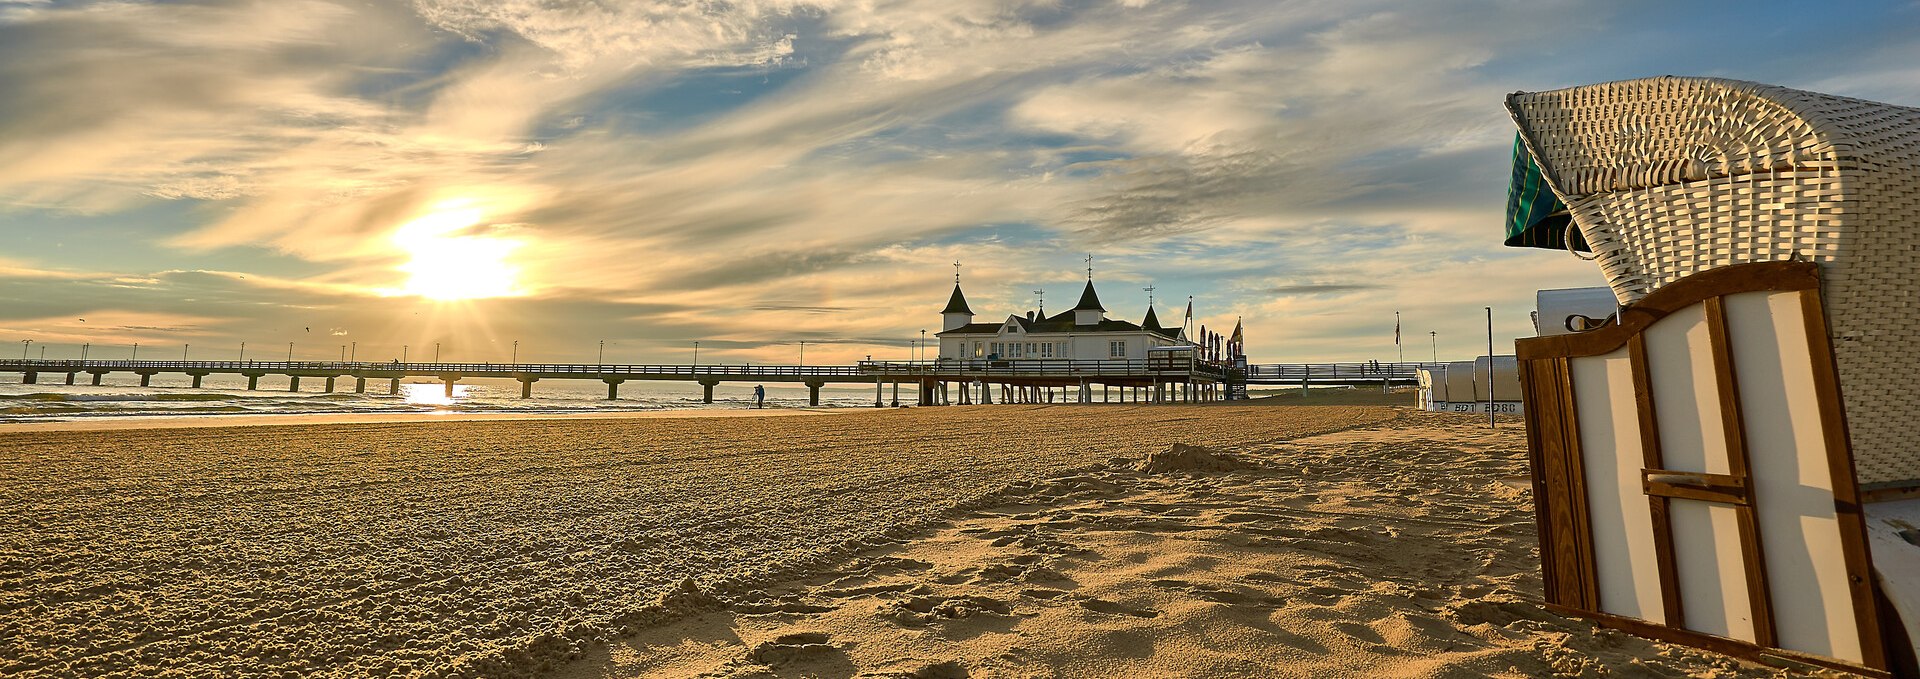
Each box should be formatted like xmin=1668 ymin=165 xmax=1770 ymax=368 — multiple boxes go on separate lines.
xmin=1072 ymin=280 xmax=1104 ymax=312
xmin=1504 ymin=133 xmax=1586 ymax=251
xmin=1142 ymin=307 xmax=1163 ymax=331
xmin=941 ymin=284 xmax=972 ymax=314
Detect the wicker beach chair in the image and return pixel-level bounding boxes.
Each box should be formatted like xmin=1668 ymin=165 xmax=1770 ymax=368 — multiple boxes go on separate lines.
xmin=1506 ymin=76 xmax=1920 ymax=488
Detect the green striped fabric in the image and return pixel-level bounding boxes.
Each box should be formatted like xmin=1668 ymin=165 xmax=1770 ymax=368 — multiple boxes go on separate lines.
xmin=1504 ymin=134 xmax=1585 ymax=251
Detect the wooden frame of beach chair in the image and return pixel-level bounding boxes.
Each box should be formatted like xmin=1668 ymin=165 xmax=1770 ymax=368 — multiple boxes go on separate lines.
xmin=1516 ymin=261 xmax=1915 ymax=677
xmin=1506 ymin=76 xmax=1920 ymax=492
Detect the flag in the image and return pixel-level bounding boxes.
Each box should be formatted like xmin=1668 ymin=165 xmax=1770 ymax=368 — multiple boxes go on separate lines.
xmin=1230 ymin=319 xmax=1243 ymax=357
xmin=1394 ymin=314 xmax=1401 ymax=346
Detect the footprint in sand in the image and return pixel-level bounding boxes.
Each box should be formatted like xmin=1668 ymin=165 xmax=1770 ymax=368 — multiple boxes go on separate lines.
xmin=1076 ymin=597 xmax=1160 ymax=618
xmin=747 ymin=631 xmax=839 ymax=665
xmin=887 ymin=595 xmax=1014 ymax=625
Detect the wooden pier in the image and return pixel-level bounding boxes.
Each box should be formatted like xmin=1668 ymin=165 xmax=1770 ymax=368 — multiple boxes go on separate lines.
xmin=0 ymin=358 xmax=1441 ymax=406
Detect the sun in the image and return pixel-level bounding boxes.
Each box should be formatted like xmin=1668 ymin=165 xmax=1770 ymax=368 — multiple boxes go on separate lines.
xmin=390 ymin=204 xmax=523 ymax=301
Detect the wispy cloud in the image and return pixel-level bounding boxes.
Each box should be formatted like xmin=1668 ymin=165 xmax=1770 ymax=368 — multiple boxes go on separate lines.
xmin=0 ymin=0 xmax=1914 ymax=362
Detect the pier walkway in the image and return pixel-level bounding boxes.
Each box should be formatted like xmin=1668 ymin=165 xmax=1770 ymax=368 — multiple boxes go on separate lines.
xmin=0 ymin=358 xmax=1441 ymax=406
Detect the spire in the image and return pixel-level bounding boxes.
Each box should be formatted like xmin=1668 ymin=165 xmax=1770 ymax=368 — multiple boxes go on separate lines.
xmin=1072 ymin=280 xmax=1104 ymax=312
xmin=941 ymin=284 xmax=972 ymax=314
xmin=1143 ymin=306 xmax=1163 ymax=331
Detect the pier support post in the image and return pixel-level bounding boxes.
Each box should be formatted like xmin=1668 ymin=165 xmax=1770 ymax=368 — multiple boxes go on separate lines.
xmin=979 ymin=381 xmax=991 ymax=404
xmin=289 ymin=375 xmax=300 ymax=392
xmin=389 ymin=378 xmax=400 ymax=395
xmin=603 ymin=378 xmax=623 ymax=400
xmin=139 ymin=372 xmax=153 ymax=387
xmin=245 ymin=373 xmax=261 ymax=390
xmin=356 ymin=377 xmax=366 ymax=394
xmin=90 ymin=371 xmax=105 ymax=386
xmin=891 ymin=381 xmax=900 ymax=407
xmin=518 ymin=377 xmax=536 ymax=399
xmin=959 ymin=381 xmax=971 ymax=405
xmin=65 ymin=372 xmax=76 ymax=385
xmin=324 ymin=376 xmax=336 ymax=393
xmin=699 ymin=378 xmax=719 ymax=404
xmin=189 ymin=373 xmax=203 ymax=388
xmin=442 ymin=376 xmax=457 ymax=398
xmin=21 ymin=372 xmax=35 ymax=385
xmin=805 ymin=380 xmax=824 ymax=407
xmin=875 ymin=377 xmax=884 ymax=408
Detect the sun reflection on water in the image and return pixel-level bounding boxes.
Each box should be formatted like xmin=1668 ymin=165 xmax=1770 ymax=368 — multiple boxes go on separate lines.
xmin=400 ymin=382 xmax=470 ymax=408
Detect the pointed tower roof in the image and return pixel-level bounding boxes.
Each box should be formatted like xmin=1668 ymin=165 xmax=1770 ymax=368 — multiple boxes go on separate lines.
xmin=1072 ymin=280 xmax=1105 ymax=312
xmin=941 ymin=284 xmax=972 ymax=314
xmin=1142 ymin=306 xmax=1163 ymax=332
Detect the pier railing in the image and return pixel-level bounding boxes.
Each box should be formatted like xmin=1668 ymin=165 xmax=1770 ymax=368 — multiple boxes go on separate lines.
xmin=0 ymin=359 xmax=866 ymax=376
xmin=857 ymin=358 xmax=1233 ymax=379
xmin=1241 ymin=362 xmax=1444 ymax=384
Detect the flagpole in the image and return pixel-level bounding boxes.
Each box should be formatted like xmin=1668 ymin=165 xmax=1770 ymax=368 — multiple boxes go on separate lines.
xmin=1395 ymin=311 xmax=1402 ymax=365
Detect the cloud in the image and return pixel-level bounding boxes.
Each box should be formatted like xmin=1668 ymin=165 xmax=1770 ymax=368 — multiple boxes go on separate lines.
xmin=0 ymin=0 xmax=1914 ymax=364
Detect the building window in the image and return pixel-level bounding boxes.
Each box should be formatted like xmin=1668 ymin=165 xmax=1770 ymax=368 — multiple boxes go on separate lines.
xmin=1040 ymin=343 xmax=1054 ymax=358
xmin=1109 ymin=340 xmax=1126 ymax=358
xmin=973 ymin=342 xmax=984 ymax=358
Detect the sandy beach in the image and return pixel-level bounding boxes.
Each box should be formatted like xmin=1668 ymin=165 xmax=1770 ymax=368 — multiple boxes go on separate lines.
xmin=0 ymin=402 xmax=1795 ymax=678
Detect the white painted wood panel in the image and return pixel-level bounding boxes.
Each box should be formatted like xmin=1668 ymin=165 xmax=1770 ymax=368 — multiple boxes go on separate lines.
xmin=1725 ymin=291 xmax=1861 ymax=661
xmin=1572 ymin=350 xmax=1664 ymax=623
xmin=1645 ymin=303 xmax=1756 ymax=642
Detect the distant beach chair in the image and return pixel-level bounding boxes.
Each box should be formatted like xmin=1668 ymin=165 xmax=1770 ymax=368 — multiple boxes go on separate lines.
xmin=1507 ymin=77 xmax=1920 ymax=677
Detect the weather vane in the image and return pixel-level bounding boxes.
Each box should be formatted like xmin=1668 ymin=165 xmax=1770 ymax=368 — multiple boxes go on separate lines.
xmin=953 ymin=260 xmax=962 ymax=283
xmin=1143 ymin=285 xmax=1156 ymax=307
xmin=1033 ymin=288 xmax=1045 ymax=309
xmin=1085 ymin=254 xmax=1094 ymax=281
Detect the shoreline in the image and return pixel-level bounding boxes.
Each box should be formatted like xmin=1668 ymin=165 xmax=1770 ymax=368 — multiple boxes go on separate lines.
xmin=0 ymin=405 xmax=860 ymax=433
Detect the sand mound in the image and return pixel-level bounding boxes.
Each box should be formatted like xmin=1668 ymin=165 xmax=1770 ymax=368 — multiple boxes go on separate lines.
xmin=1136 ymin=442 xmax=1248 ymax=473
xmin=558 ymin=420 xmax=1788 ymax=678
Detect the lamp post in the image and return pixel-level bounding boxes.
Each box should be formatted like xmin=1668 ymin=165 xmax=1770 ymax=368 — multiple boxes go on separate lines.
xmin=132 ymin=342 xmax=138 ymax=360
xmin=183 ymin=343 xmax=190 ymax=361
xmin=1429 ymin=331 xmax=1437 ymax=363
xmin=693 ymin=341 xmax=699 ymax=365
xmin=81 ymin=343 xmax=89 ymax=361
xmin=339 ymin=344 xmax=346 ymax=362
xmin=287 ymin=342 xmax=293 ymax=361
xmin=799 ymin=340 xmax=806 ymax=366
xmin=920 ymin=329 xmax=927 ymax=362
xmin=350 ymin=341 xmax=356 ymax=362
xmin=239 ymin=342 xmax=246 ymax=361
xmin=19 ymin=339 xmax=28 ymax=360
xmin=402 ymin=345 xmax=409 ymax=363
xmin=434 ymin=342 xmax=441 ymax=363
xmin=598 ymin=340 xmax=604 ymax=366
xmin=512 ymin=340 xmax=518 ymax=365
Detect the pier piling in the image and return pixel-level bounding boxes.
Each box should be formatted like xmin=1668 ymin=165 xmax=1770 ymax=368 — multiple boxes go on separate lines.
xmin=518 ymin=377 xmax=536 ymax=399
xmin=603 ymin=378 xmax=623 ymax=400
xmin=806 ymin=379 xmax=824 ymax=406
xmin=288 ymin=376 xmax=300 ymax=392
xmin=699 ymin=378 xmax=718 ymax=404
xmin=355 ymin=377 xmax=366 ymax=394
xmin=65 ymin=372 xmax=76 ymax=386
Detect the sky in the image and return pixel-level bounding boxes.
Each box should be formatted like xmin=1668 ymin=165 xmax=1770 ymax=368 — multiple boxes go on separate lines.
xmin=2 ymin=0 xmax=1917 ymax=366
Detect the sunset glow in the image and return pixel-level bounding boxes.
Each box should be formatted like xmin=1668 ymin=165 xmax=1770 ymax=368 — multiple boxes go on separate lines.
xmin=390 ymin=206 xmax=522 ymax=301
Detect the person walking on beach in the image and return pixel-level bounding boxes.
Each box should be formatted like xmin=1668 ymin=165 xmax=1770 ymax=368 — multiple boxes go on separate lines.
xmin=753 ymin=384 xmax=765 ymax=409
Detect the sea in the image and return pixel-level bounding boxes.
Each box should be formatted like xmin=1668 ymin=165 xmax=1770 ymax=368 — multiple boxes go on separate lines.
xmin=0 ymin=372 xmax=890 ymax=425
